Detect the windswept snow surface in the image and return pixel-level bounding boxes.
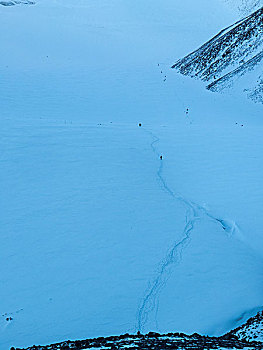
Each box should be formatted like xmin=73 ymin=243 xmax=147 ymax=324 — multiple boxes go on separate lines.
xmin=1 ymin=1 xmax=263 ymax=349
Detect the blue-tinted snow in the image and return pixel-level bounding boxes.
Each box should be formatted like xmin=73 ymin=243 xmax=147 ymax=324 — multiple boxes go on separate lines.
xmin=0 ymin=0 xmax=263 ymax=349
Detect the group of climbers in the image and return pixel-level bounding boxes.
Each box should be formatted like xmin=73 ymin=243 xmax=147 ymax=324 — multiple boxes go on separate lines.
xmin=138 ymin=123 xmax=163 ymax=160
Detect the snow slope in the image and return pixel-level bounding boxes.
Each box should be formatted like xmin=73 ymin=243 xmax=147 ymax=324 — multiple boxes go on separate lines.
xmin=1 ymin=1 xmax=263 ymax=349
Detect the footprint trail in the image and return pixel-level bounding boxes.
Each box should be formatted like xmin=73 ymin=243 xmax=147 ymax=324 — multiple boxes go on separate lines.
xmin=137 ymin=127 xmax=239 ymax=332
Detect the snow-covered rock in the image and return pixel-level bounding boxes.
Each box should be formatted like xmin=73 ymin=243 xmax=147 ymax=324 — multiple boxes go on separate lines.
xmin=228 ymin=311 xmax=263 ymax=342
xmin=172 ymin=6 xmax=263 ymax=102
xmin=11 ymin=327 xmax=263 ymax=350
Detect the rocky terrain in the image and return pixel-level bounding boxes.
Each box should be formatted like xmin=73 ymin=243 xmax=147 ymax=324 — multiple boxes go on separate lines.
xmin=172 ymin=6 xmax=263 ymax=102
xmin=11 ymin=311 xmax=263 ymax=350
xmin=229 ymin=310 xmax=263 ymax=342
xmin=9 ymin=333 xmax=263 ymax=350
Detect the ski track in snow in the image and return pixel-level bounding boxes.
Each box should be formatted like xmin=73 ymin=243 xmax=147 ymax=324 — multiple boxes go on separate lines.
xmin=136 ymin=127 xmax=240 ymax=332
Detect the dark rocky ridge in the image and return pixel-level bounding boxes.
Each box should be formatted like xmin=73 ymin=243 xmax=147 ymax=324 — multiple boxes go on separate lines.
xmin=10 ymin=333 xmax=263 ymax=350
xmin=172 ymin=6 xmax=263 ymax=102
xmin=11 ymin=311 xmax=263 ymax=350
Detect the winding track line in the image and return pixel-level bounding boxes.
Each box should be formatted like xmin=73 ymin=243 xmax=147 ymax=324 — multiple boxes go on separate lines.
xmin=137 ymin=127 xmax=239 ymax=332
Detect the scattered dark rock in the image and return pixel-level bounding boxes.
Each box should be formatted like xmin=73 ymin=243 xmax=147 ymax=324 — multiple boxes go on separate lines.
xmin=0 ymin=0 xmax=34 ymax=5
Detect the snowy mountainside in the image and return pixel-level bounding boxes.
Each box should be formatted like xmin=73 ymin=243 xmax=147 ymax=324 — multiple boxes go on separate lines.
xmin=172 ymin=6 xmax=263 ymax=102
xmin=1 ymin=1 xmax=263 ymax=349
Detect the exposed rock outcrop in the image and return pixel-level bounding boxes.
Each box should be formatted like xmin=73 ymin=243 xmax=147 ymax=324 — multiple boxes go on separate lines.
xmin=172 ymin=6 xmax=263 ymax=102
